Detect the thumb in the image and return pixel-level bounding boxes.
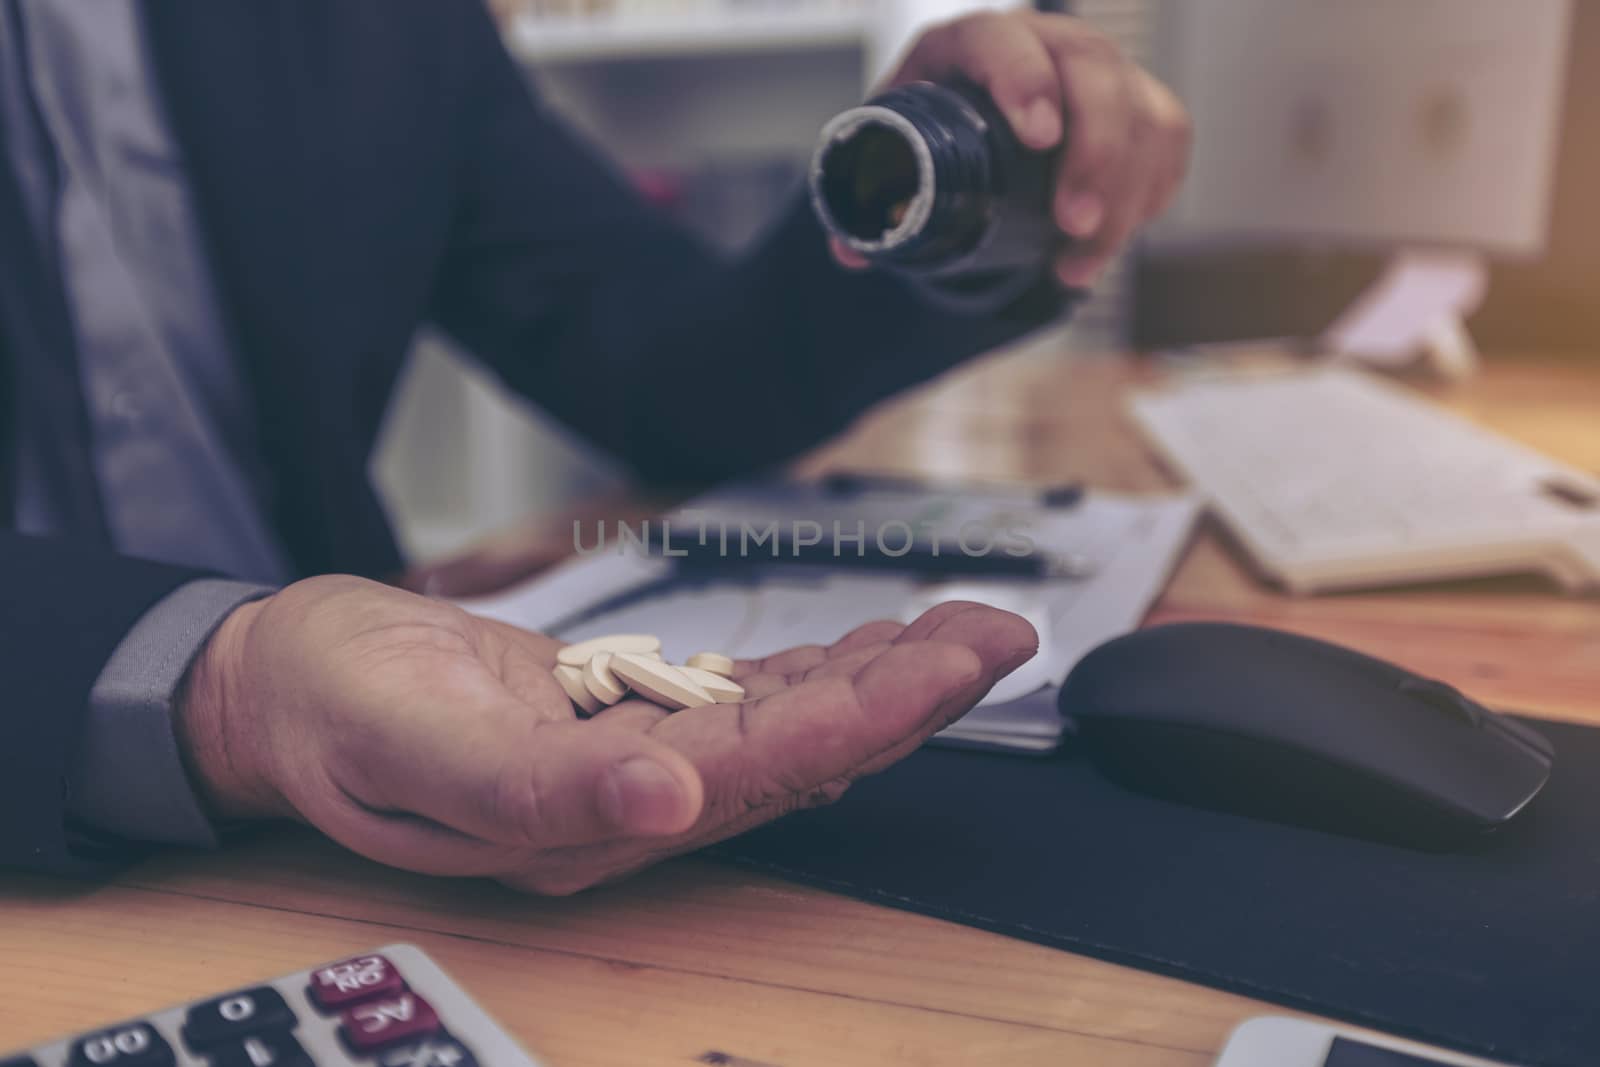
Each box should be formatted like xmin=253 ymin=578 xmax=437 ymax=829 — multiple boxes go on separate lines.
xmin=435 ymin=718 xmax=706 ymax=848
xmin=344 ymin=694 xmax=706 ymax=850
xmin=527 ymin=720 xmax=706 ymax=843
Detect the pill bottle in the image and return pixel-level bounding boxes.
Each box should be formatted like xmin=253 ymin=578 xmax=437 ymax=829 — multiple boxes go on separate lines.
xmin=808 ymin=80 xmax=1058 ymax=295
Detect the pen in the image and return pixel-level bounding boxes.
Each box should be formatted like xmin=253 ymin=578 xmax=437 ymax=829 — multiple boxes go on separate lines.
xmin=821 ymin=471 xmax=1086 ymax=508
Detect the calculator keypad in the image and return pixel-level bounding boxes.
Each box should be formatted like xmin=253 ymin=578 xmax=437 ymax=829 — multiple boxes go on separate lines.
xmin=2 ymin=947 xmax=514 ymax=1067
xmin=182 ymin=990 xmax=295 ymax=1050
xmin=69 ymin=1026 xmax=174 ymax=1067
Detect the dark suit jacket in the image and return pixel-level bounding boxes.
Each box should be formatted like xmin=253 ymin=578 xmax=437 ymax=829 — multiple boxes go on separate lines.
xmin=0 ymin=0 xmax=1063 ymax=874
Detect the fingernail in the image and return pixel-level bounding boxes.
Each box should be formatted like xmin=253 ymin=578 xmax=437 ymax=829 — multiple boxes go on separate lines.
xmin=1022 ymin=98 xmax=1062 ymax=147
xmin=996 ymin=646 xmax=1040 ymax=678
xmin=1059 ymin=192 xmax=1105 ymax=237
xmin=600 ymin=758 xmax=686 ymax=834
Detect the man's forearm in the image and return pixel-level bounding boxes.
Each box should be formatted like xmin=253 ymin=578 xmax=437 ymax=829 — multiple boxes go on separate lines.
xmin=601 ymin=198 xmax=1077 ymax=486
xmin=425 ymin=7 xmax=1074 ymax=489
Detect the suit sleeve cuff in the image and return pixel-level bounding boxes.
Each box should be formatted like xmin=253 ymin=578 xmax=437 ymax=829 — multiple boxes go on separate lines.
xmin=66 ymin=578 xmax=276 ymax=848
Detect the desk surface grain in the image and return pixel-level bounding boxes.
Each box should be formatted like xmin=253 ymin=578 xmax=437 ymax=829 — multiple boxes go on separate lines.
xmin=5 ymin=349 xmax=1598 ymax=1067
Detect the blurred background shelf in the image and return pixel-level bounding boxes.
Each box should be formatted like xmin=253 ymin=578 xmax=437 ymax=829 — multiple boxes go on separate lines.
xmin=506 ymin=7 xmax=869 ymax=63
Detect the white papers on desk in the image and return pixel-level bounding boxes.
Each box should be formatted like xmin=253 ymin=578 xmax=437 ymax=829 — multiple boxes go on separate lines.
xmin=459 ymin=490 xmax=1201 ymax=754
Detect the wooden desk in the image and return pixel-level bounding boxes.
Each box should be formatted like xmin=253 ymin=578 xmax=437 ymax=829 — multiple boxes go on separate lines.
xmin=5 ymin=350 xmax=1599 ymax=1067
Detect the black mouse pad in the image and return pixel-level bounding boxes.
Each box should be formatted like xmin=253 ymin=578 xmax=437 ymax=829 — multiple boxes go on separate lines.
xmin=712 ymin=716 xmax=1600 ymax=1067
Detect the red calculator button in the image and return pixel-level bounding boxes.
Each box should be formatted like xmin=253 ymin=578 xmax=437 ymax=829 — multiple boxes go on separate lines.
xmin=339 ymin=993 xmax=440 ymax=1052
xmin=308 ymin=955 xmax=406 ymax=1011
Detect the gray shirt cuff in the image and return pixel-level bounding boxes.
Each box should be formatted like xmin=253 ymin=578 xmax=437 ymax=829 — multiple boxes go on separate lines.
xmin=67 ymin=578 xmax=276 ymax=847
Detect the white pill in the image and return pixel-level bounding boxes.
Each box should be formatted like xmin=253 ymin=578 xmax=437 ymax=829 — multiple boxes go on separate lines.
xmin=554 ymin=664 xmax=601 ymax=715
xmin=610 ymin=653 xmax=715 ymax=711
xmin=557 ymin=633 xmax=663 ymax=668
xmin=678 ymin=665 xmax=746 ymax=703
xmin=582 ymin=651 xmax=629 ymax=706
xmin=686 ymin=651 xmax=736 ymax=678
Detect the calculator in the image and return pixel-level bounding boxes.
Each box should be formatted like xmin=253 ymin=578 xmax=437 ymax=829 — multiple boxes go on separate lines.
xmin=0 ymin=945 xmax=546 ymax=1067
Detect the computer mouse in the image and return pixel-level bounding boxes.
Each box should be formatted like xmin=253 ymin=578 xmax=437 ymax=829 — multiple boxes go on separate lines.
xmin=1058 ymin=622 xmax=1555 ymax=849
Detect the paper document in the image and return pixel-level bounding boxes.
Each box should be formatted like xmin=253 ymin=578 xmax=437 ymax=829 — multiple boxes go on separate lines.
xmin=459 ymin=486 xmax=1200 ymax=754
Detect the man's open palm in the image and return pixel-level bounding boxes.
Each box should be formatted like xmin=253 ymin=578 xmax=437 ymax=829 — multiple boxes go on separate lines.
xmin=179 ymin=576 xmax=1038 ymax=893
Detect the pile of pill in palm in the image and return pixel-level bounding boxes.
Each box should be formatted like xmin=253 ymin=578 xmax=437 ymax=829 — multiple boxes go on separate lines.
xmin=552 ymin=634 xmax=745 ymax=714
